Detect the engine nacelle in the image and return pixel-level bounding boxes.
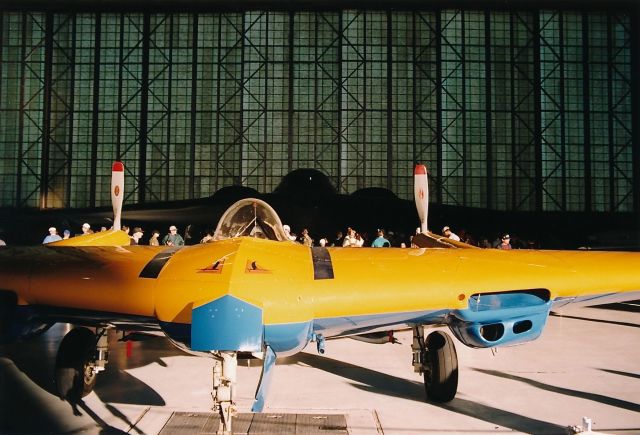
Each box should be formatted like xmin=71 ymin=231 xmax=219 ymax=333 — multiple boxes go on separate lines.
xmin=447 ymin=289 xmax=552 ymax=348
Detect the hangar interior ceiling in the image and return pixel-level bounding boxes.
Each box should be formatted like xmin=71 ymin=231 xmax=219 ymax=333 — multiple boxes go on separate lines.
xmin=0 ymin=7 xmax=636 ymax=214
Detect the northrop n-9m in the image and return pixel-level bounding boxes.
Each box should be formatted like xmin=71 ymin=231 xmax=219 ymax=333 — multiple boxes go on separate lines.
xmin=0 ymin=163 xmax=639 ymax=433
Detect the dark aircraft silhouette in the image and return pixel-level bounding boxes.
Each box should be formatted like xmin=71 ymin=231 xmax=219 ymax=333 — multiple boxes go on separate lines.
xmin=0 ymin=167 xmax=637 ymax=249
xmin=0 ymin=169 xmax=418 ymax=246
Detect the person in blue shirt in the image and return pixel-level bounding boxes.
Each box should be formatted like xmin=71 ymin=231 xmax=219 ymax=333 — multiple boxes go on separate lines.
xmin=43 ymin=227 xmax=62 ymax=244
xmin=371 ymin=229 xmax=390 ymax=248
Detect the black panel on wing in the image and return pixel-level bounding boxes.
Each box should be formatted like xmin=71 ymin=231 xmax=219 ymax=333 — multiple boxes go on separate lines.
xmin=139 ymin=247 xmax=182 ymax=279
xmin=311 ymin=247 xmax=334 ymax=280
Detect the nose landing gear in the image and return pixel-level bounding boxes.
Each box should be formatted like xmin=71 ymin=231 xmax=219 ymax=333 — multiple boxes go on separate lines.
xmin=211 ymin=351 xmax=238 ymax=435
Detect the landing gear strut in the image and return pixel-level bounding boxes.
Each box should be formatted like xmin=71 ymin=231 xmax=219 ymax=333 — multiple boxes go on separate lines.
xmin=412 ymin=326 xmax=458 ymax=402
xmin=211 ymin=351 xmax=237 ymax=434
xmin=55 ymin=326 xmax=110 ymax=403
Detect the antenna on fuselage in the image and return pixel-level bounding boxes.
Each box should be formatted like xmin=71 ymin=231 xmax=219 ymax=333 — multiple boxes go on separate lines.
xmin=111 ymin=162 xmax=124 ymax=231
xmin=414 ymin=164 xmax=429 ymax=233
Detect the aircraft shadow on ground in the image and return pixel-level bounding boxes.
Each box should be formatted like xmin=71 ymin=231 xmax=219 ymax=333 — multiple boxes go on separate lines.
xmin=473 ymin=368 xmax=640 ymax=413
xmin=288 ymin=352 xmax=425 ymax=402
xmin=590 ymin=301 xmax=640 ymax=313
xmin=438 ymin=398 xmax=566 ymax=434
xmin=0 ymin=358 xmax=128 ymax=434
xmin=94 ymin=368 xmax=165 ymax=406
xmin=0 ymin=327 xmax=193 ymax=408
xmin=290 ymin=353 xmax=564 ymax=433
xmin=78 ymin=402 xmax=130 ymax=434
xmin=88 ymin=332 xmax=195 ymax=406
xmin=0 ymin=333 xmax=59 ymax=398
xmin=0 ymin=328 xmax=179 ymax=433
xmin=598 ymin=368 xmax=640 ymax=380
xmin=0 ymin=357 xmax=69 ymax=434
xmin=550 ymin=312 xmax=640 ymax=329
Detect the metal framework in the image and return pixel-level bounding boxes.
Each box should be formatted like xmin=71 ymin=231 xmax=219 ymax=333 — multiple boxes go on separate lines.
xmin=0 ymin=8 xmax=635 ymax=217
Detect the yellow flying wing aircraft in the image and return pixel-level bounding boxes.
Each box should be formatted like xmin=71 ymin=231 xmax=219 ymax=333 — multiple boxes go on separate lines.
xmin=0 ymin=162 xmax=639 ymax=434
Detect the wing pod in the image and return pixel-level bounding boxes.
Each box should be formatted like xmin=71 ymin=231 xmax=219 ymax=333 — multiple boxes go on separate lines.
xmin=447 ymin=289 xmax=552 ymax=348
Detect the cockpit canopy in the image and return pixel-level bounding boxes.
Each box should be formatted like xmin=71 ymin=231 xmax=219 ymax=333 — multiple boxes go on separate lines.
xmin=213 ymin=198 xmax=289 ymax=242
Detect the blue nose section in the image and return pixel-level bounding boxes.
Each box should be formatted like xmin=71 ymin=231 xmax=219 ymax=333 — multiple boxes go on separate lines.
xmin=191 ymin=295 xmax=263 ymax=352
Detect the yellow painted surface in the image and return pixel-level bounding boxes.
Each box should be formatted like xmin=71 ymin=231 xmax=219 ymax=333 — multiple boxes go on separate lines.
xmin=151 ymin=238 xmax=640 ymax=324
xmin=0 ymin=237 xmax=639 ymax=327
xmin=0 ymin=245 xmax=160 ymax=316
xmin=153 ymin=239 xmax=242 ymax=324
xmin=49 ymin=230 xmax=132 ymax=247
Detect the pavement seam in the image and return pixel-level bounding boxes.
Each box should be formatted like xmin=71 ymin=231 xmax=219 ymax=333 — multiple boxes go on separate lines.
xmin=128 ymin=406 xmax=151 ymax=434
xmin=371 ymin=409 xmax=384 ymax=434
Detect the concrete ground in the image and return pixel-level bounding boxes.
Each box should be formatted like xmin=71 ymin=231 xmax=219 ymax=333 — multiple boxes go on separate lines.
xmin=0 ymin=303 xmax=639 ymax=434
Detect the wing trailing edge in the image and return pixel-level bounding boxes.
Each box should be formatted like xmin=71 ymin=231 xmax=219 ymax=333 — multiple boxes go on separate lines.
xmin=49 ymin=230 xmax=131 ymax=247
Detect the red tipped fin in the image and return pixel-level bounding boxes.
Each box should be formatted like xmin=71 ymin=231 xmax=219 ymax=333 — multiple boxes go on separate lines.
xmin=414 ymin=164 xmax=427 ymax=175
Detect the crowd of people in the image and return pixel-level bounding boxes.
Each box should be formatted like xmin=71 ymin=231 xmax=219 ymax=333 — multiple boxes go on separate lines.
xmin=278 ymin=224 xmax=530 ymax=250
xmin=36 ymin=220 xmax=533 ymax=251
xmin=39 ymin=222 xmax=186 ymax=247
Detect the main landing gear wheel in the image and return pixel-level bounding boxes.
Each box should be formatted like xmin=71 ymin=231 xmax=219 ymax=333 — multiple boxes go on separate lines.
xmin=424 ymin=330 xmax=458 ymax=402
xmin=55 ymin=327 xmax=98 ymax=402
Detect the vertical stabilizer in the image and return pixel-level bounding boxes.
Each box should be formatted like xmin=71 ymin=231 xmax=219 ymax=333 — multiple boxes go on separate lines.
xmin=111 ymin=162 xmax=124 ymax=231
xmin=414 ymin=164 xmax=429 ymax=233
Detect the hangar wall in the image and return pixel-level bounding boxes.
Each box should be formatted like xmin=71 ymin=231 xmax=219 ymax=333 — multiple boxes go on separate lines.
xmin=0 ymin=7 xmax=635 ymax=214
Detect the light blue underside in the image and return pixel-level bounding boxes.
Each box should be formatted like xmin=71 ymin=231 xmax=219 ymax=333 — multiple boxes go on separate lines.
xmin=186 ymin=290 xmax=639 ymax=353
xmin=191 ymin=295 xmax=263 ymax=352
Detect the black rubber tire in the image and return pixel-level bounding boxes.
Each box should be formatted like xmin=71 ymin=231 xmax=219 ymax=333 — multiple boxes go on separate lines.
xmin=55 ymin=327 xmax=98 ymax=401
xmin=424 ymin=330 xmax=458 ymax=403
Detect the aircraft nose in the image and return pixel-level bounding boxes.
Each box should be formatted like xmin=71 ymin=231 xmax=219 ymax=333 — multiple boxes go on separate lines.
xmin=191 ymin=295 xmax=263 ymax=352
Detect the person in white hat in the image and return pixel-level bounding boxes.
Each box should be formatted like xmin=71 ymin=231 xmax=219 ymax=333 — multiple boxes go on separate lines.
xmin=130 ymin=227 xmax=144 ymax=245
xmin=282 ymin=224 xmax=297 ymax=241
xmin=43 ymin=227 xmax=62 ymax=244
xmin=81 ymin=222 xmax=93 ymax=235
xmin=161 ymin=225 xmax=185 ymax=246
xmin=442 ymin=226 xmax=460 ymax=241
